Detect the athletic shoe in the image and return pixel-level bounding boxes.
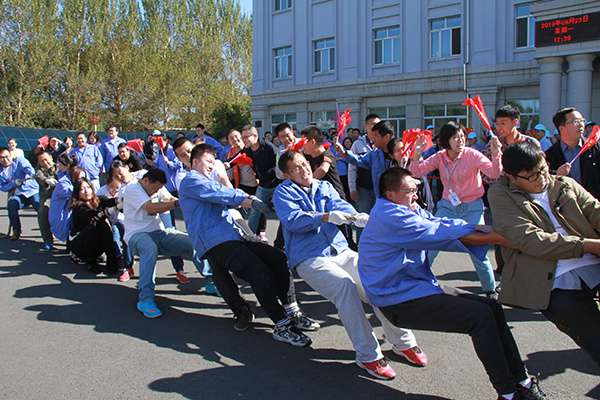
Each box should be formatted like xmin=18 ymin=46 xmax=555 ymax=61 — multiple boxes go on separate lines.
xmin=234 ymin=304 xmax=254 ymax=332
xmin=205 ymin=283 xmax=221 ymax=296
xmin=176 ymin=271 xmax=190 ymax=284
xmin=258 ymin=233 xmax=268 ymax=243
xmin=118 ymin=269 xmax=131 ymax=282
xmin=485 ymin=290 xmax=499 ymax=300
xmin=393 ymin=346 xmax=428 ymax=367
xmin=43 ymin=243 xmax=53 ymax=251
xmin=272 ymin=321 xmax=312 ymax=347
xmin=357 ymin=358 xmax=396 ymax=380
xmin=86 ymin=262 xmax=102 ymax=274
xmin=515 ymin=376 xmax=547 ymax=400
xmin=127 ymin=268 xmax=134 ymax=278
xmin=70 ymin=253 xmax=86 ymax=265
xmin=289 ymin=310 xmax=320 ymax=331
xmin=137 ymin=300 xmax=162 ymax=318
xmin=10 ymin=231 xmax=21 ymax=241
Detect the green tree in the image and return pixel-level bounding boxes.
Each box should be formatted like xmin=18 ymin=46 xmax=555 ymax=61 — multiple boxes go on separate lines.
xmin=210 ymin=102 xmax=251 ymax=139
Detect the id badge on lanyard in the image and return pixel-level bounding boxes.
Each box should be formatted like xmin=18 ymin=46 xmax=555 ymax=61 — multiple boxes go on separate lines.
xmin=446 ymin=158 xmax=461 ymax=207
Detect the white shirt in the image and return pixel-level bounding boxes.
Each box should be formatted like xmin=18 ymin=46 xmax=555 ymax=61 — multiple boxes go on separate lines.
xmin=123 ymin=180 xmax=171 ymax=243
xmin=529 ymin=189 xmax=600 ymax=287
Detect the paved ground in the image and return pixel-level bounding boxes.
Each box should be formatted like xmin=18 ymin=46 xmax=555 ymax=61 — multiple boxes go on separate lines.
xmin=0 ymin=200 xmax=598 ymax=399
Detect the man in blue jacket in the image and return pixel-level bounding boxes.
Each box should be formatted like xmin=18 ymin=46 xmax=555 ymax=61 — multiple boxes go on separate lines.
xmin=358 ymin=166 xmax=546 ymax=400
xmin=100 ymin=125 xmax=126 ymax=175
xmin=273 ymin=149 xmax=428 ymax=381
xmin=178 ymin=143 xmax=317 ymax=346
xmin=0 ymin=147 xmax=40 ymax=240
xmin=71 ymin=132 xmax=103 ymax=190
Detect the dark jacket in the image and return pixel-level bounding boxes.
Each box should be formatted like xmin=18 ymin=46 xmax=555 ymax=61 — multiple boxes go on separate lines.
xmin=242 ymin=138 xmax=281 ymax=188
xmin=545 ymin=141 xmax=600 ymax=200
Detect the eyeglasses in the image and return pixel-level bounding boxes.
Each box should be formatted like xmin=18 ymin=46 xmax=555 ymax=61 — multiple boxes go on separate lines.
xmin=389 ymin=187 xmax=418 ymax=195
xmin=565 ymin=118 xmax=587 ymax=127
xmin=241 ymin=134 xmax=255 ymax=139
xmin=288 ymin=160 xmax=310 ymax=174
xmin=514 ymin=165 xmax=548 ymax=182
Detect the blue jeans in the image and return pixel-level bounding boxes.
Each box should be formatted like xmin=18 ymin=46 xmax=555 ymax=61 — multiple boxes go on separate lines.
xmin=247 ymin=186 xmax=277 ymax=234
xmin=429 ymin=198 xmax=496 ymax=293
xmin=354 ymin=186 xmax=376 ymax=240
xmin=111 ymin=220 xmax=132 ymax=267
xmin=128 ymin=229 xmax=203 ymax=302
xmin=8 ymin=194 xmax=40 ymax=233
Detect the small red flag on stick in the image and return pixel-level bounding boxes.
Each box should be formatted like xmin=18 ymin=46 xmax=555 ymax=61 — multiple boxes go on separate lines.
xmin=289 ymin=137 xmax=307 ymax=151
xmin=571 ymin=125 xmax=600 ymax=163
xmin=230 ymin=152 xmax=254 ymax=166
xmin=126 ymin=139 xmax=144 ymax=153
xmin=38 ymin=135 xmax=49 ymax=148
xmin=335 ymin=106 xmax=352 ymax=142
xmin=462 ymin=95 xmax=493 ymax=133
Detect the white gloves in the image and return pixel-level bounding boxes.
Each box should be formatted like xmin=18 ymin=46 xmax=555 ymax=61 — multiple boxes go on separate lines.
xmin=45 ymin=178 xmax=58 ymax=186
xmin=353 ymin=213 xmax=369 ymax=228
xmin=328 ymin=210 xmax=352 ymax=225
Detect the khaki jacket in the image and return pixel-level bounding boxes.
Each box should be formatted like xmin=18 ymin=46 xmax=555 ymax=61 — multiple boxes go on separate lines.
xmin=488 ymin=175 xmax=600 ymax=310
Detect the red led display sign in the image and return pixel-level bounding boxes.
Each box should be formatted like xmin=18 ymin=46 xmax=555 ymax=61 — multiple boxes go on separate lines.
xmin=535 ymin=11 xmax=600 ymax=47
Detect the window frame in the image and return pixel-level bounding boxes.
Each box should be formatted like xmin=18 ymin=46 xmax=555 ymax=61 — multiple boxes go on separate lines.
xmin=430 ymin=16 xmax=461 ymax=59
xmin=374 ymin=26 xmax=401 ymax=66
xmin=274 ymin=46 xmax=293 ymax=79
xmin=274 ymin=0 xmax=292 ymax=12
xmin=314 ymin=38 xmax=335 ymax=74
xmin=368 ymin=106 xmax=407 ymax=134
xmin=515 ymin=4 xmax=536 ymax=49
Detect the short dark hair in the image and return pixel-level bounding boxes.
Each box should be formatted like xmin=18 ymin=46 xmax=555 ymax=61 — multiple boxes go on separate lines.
xmin=502 ymin=141 xmax=546 ymax=176
xmin=109 ymin=159 xmax=128 ymax=177
xmin=0 ymin=146 xmax=9 ymax=154
xmin=496 ymin=104 xmax=520 ymax=120
xmin=195 ymin=123 xmax=205 ymax=130
xmin=372 ymin=120 xmax=395 ymax=138
xmin=108 ymin=124 xmax=119 ymax=131
xmin=57 ymin=153 xmax=77 ymax=168
xmin=301 ymin=125 xmax=324 ymax=144
xmin=76 ymin=132 xmax=87 ymax=138
xmin=552 ymin=107 xmax=578 ymax=131
xmin=379 ymin=167 xmax=412 ymax=198
xmin=143 ymin=168 xmax=167 ymax=184
xmin=37 ymin=150 xmax=52 ymax=159
xmin=365 ymin=113 xmax=380 ymax=123
xmin=173 ymin=136 xmax=192 ymax=151
xmin=439 ymin=121 xmax=465 ymax=150
xmin=278 ymin=149 xmax=303 ymax=174
xmin=190 ymin=143 xmax=217 ymax=163
xmin=117 ymin=142 xmax=128 ymax=150
xmin=275 ymin=122 xmax=292 ymax=136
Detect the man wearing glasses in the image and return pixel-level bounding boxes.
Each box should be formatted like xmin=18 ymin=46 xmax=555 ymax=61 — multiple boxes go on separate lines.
xmin=545 ymin=107 xmax=600 ymax=200
xmin=489 ymin=141 xmax=600 ymax=368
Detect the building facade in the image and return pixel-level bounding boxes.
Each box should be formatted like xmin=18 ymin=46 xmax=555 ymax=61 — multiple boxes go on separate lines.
xmin=249 ymin=0 xmax=600 ymax=140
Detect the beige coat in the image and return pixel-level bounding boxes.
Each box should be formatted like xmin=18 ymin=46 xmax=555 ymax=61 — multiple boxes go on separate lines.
xmin=488 ymin=175 xmax=600 ymax=310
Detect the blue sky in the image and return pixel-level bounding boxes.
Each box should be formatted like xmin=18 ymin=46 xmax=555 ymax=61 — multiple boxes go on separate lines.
xmin=239 ymin=0 xmax=252 ymax=15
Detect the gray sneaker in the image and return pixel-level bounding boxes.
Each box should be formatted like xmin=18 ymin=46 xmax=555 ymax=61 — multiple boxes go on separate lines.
xmin=272 ymin=322 xmax=312 ymax=347
xmin=289 ymin=310 xmax=320 ymax=331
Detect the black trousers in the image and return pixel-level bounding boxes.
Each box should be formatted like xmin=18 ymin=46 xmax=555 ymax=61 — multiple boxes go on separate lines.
xmin=205 ymin=240 xmax=294 ymax=323
xmin=380 ymin=285 xmax=528 ymax=395
xmin=70 ymin=221 xmax=119 ymax=274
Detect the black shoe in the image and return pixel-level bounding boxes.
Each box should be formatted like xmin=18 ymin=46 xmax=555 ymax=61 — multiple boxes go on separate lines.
xmin=515 ymin=376 xmax=547 ymax=400
xmin=86 ymin=262 xmax=102 ymax=274
xmin=234 ymin=304 xmax=254 ymax=332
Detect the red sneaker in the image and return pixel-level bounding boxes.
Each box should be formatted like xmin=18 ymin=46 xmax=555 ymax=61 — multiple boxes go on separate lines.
xmin=118 ymin=269 xmax=130 ymax=282
xmin=394 ymin=346 xmax=428 ymax=367
xmin=176 ymin=271 xmax=190 ymax=284
xmin=357 ymin=358 xmax=396 ymax=380
xmin=127 ymin=268 xmax=134 ymax=278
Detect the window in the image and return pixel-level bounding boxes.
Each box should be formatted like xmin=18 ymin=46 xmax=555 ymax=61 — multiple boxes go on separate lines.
xmin=374 ymin=27 xmax=400 ymax=65
xmin=506 ymin=100 xmax=539 ymax=131
xmin=275 ymin=0 xmax=292 ymax=12
xmin=310 ymin=111 xmax=336 ymax=132
xmin=369 ymin=106 xmax=406 ymax=134
xmin=430 ymin=16 xmax=461 ymax=58
xmin=274 ymin=47 xmax=292 ymax=78
xmin=515 ymin=5 xmax=535 ymax=48
xmin=271 ymin=113 xmax=297 ymax=131
xmin=314 ymin=38 xmax=335 ymax=73
xmin=424 ymin=104 xmax=467 ymax=133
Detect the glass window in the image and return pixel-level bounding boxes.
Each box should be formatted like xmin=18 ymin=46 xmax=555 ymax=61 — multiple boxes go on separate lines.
xmin=271 ymin=113 xmax=297 ymax=131
xmin=274 ymin=46 xmax=292 ymax=78
xmin=314 ymin=38 xmax=335 ymax=73
xmin=275 ymin=0 xmax=292 ymax=12
xmin=374 ymin=27 xmax=400 ymax=65
xmin=430 ymin=16 xmax=461 ymax=58
xmin=507 ymin=100 xmax=539 ymax=131
xmin=368 ymin=106 xmax=406 ymax=134
xmin=515 ymin=4 xmax=535 ymax=48
xmin=310 ymin=111 xmax=336 ymax=132
xmin=424 ymin=104 xmax=467 ymax=133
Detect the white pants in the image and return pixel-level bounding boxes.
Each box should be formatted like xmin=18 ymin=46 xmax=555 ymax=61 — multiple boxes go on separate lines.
xmin=296 ymin=249 xmax=417 ymax=363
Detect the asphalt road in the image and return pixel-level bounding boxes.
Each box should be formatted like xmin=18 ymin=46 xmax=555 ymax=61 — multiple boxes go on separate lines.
xmin=0 ymin=200 xmax=598 ymax=400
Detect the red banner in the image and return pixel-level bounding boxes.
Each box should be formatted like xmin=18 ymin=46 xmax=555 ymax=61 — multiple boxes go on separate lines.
xmin=230 ymin=152 xmax=253 ymax=166
xmin=462 ymin=95 xmax=492 ymax=132
xmin=126 ymin=139 xmax=144 ymax=153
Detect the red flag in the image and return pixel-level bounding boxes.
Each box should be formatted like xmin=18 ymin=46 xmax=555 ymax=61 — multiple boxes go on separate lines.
xmin=153 ymin=136 xmax=165 ymax=150
xmin=230 ymin=152 xmax=253 ymax=166
xmin=38 ymin=135 xmax=49 ymax=148
xmin=289 ymin=137 xmax=307 ymax=151
xmin=126 ymin=139 xmax=144 ymax=153
xmin=462 ymin=95 xmax=492 ymax=132
xmin=401 ymin=128 xmax=422 ymax=157
xmin=324 ymin=141 xmax=332 ymax=149
xmin=466 ymin=127 xmax=474 ymax=134
xmin=403 ymin=130 xmax=433 ymax=158
xmin=571 ymin=125 xmax=600 ymax=163
xmin=337 ymin=109 xmax=352 ymax=141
